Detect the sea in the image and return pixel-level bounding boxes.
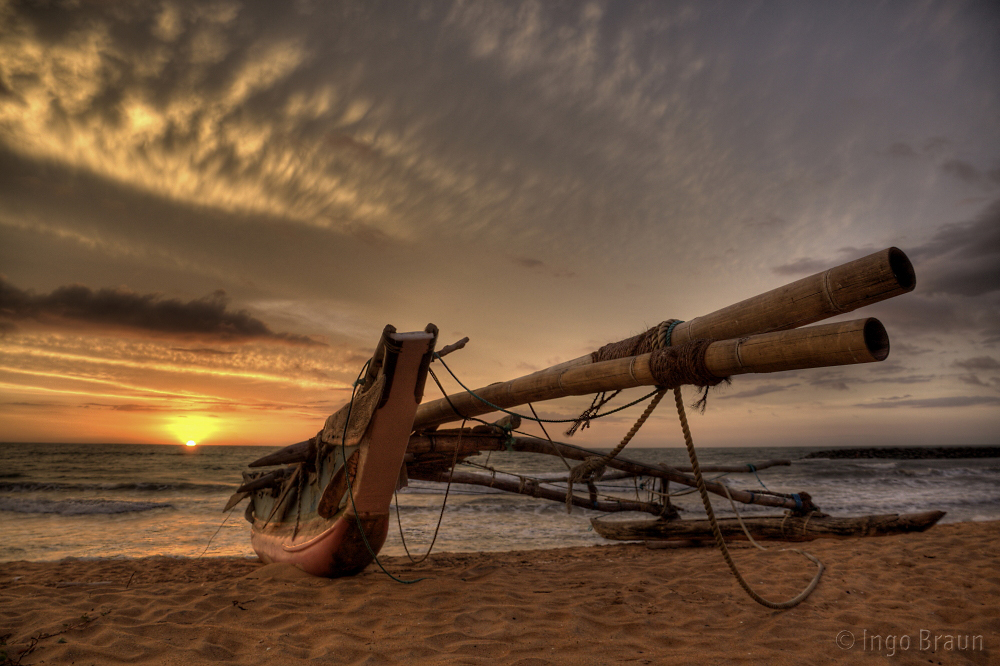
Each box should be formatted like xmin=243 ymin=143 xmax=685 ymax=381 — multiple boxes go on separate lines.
xmin=2 ymin=442 xmax=999 ymax=563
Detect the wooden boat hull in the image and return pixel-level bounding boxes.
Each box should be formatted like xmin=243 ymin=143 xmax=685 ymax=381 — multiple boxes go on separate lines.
xmin=592 ymin=510 xmax=946 ymax=543
xmin=251 ymin=514 xmax=390 ymax=577
xmin=245 ymin=326 xmax=437 ymax=577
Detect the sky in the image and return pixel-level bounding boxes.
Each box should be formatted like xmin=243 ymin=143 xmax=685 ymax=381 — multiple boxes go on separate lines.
xmin=1 ymin=0 xmax=998 ymax=448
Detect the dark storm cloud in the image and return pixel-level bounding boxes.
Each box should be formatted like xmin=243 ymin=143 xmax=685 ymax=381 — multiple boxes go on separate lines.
xmin=0 ymin=278 xmax=322 ymax=344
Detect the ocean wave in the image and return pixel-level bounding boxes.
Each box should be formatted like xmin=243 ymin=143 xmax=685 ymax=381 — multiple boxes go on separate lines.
xmin=0 ymin=480 xmax=234 ymax=493
xmin=0 ymin=497 xmax=174 ymax=515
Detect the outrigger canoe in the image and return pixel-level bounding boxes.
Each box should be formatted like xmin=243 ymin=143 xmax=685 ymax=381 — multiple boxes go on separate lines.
xmin=226 ymin=247 xmax=946 ymax=580
xmin=230 ymin=325 xmax=437 ymax=577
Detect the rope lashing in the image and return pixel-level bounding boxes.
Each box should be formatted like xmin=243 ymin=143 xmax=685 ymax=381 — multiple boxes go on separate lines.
xmin=590 ymin=319 xmax=685 ymax=363
xmin=564 ymin=320 xmax=717 ymax=513
xmin=646 ymin=339 xmax=726 ymax=389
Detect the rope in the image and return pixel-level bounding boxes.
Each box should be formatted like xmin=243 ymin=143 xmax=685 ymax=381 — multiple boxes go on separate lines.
xmin=197 ymin=506 xmax=237 ymax=558
xmin=565 ymin=390 xmax=621 ymax=436
xmin=802 ymin=510 xmax=817 ymax=536
xmin=395 ymin=420 xmax=464 ymax=563
xmin=530 ymin=403 xmax=572 ymax=471
xmin=565 ymin=387 xmax=668 ymax=513
xmin=747 ymin=463 xmax=771 ymax=492
xmin=591 ymin=319 xmax=684 ymax=363
xmin=674 ymin=386 xmax=823 ymax=609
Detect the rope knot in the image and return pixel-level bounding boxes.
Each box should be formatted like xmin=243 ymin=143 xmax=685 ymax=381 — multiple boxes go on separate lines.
xmin=565 ymin=390 xmax=620 ymax=437
xmin=565 ymin=456 xmax=607 ymax=513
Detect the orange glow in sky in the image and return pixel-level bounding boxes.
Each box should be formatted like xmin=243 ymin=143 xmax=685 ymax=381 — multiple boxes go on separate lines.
xmin=1 ymin=1 xmax=997 ymax=447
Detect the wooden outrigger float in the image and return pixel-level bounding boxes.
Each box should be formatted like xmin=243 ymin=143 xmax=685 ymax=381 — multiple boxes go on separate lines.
xmin=228 ymin=247 xmax=935 ymax=580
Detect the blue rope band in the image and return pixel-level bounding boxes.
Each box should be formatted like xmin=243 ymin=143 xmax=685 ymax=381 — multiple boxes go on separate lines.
xmin=665 ymin=319 xmax=684 ymax=346
xmin=793 ymin=493 xmax=803 ymax=511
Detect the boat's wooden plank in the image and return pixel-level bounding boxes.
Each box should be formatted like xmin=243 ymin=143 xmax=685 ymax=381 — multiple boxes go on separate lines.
xmin=591 ymin=511 xmax=947 ymax=542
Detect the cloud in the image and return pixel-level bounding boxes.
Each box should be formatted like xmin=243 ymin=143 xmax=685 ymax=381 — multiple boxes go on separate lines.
xmin=0 ymin=278 xmax=323 ymax=345
xmin=771 ymin=258 xmax=832 ymax=276
xmin=956 ymin=374 xmax=990 ymax=387
xmin=941 ymin=159 xmax=985 ymax=185
xmin=909 ymin=198 xmax=1000 ymax=297
xmin=855 ymin=396 xmax=1000 ymax=408
xmin=771 ymin=247 xmax=876 ymax=276
xmin=954 ymin=356 xmax=1000 ymax=370
xmin=887 ymin=142 xmax=917 ymax=158
xmin=940 ymin=159 xmax=1000 ymax=187
xmin=511 ymin=257 xmax=575 ymax=278
xmin=718 ymin=383 xmax=799 ymax=399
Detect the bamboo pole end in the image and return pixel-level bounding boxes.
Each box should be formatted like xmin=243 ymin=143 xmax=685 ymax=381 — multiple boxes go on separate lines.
xmin=887 ymin=247 xmax=916 ymax=293
xmin=864 ymin=318 xmax=890 ymax=361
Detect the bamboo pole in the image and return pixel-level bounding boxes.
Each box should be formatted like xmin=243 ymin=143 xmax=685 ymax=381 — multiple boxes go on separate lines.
xmin=673 ymin=247 xmax=912 ymax=342
xmin=530 ymin=247 xmax=913 ymax=377
xmin=414 ymin=318 xmax=887 ymax=429
xmin=407 ymin=433 xmax=813 ymax=512
xmin=406 ymin=468 xmax=664 ymax=515
xmin=406 ymin=430 xmax=790 ymax=473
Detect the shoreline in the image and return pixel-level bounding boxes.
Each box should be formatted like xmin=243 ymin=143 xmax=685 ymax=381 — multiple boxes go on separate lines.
xmin=3 ymin=521 xmax=998 ymax=664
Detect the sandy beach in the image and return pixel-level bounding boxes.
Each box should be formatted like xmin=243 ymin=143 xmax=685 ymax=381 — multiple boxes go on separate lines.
xmin=2 ymin=521 xmax=997 ymax=665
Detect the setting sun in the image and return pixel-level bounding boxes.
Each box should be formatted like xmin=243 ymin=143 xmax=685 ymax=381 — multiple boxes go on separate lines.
xmin=185 ymin=440 xmax=197 ymax=447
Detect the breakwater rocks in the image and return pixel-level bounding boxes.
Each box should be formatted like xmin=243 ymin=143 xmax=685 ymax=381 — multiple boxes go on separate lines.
xmin=803 ymin=446 xmax=1000 ymax=460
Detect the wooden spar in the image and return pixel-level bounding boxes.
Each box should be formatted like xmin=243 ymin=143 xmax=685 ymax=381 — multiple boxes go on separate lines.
xmin=521 ymin=247 xmax=914 ymax=378
xmin=406 ymin=430 xmax=791 ymax=473
xmin=672 ymin=248 xmax=911 ymax=343
xmin=406 ymin=468 xmax=664 ymax=515
xmin=407 ymin=432 xmax=812 ymax=512
xmin=414 ymin=317 xmax=888 ymax=429
xmin=249 ymin=439 xmax=313 ymax=467
xmin=591 ymin=510 xmax=946 ymax=542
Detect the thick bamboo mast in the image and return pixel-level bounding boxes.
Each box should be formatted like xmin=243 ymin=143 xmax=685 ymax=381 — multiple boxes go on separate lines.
xmin=529 ymin=247 xmax=914 ymax=377
xmin=414 ymin=318 xmax=888 ymax=430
